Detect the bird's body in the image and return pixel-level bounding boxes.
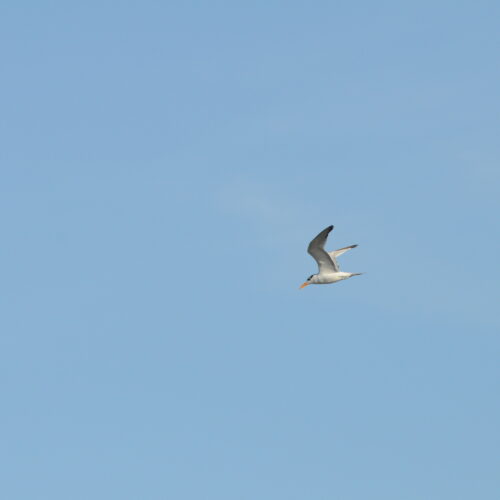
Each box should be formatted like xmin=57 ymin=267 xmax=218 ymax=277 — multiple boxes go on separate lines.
xmin=300 ymin=225 xmax=362 ymax=288
xmin=308 ymin=271 xmax=358 ymax=285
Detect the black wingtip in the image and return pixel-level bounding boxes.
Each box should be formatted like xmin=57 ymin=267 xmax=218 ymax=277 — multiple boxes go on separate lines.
xmin=351 ymin=244 xmax=358 ymax=248
xmin=327 ymin=225 xmax=334 ymax=231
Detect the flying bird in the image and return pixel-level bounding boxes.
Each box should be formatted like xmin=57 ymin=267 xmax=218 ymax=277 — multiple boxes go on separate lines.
xmin=300 ymin=225 xmax=363 ymax=289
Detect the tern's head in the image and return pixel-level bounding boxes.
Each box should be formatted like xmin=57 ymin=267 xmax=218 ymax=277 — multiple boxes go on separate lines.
xmin=300 ymin=274 xmax=315 ymax=289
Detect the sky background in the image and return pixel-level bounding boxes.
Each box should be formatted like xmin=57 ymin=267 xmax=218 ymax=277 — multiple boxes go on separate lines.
xmin=1 ymin=1 xmax=499 ymax=499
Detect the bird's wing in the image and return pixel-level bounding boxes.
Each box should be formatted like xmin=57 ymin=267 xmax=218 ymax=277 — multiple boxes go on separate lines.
xmin=330 ymin=244 xmax=358 ymax=258
xmin=329 ymin=253 xmax=340 ymax=271
xmin=327 ymin=245 xmax=358 ymax=271
xmin=307 ymin=225 xmax=338 ymax=273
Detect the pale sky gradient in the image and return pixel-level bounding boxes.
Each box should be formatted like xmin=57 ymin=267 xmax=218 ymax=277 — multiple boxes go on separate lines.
xmin=1 ymin=2 xmax=499 ymax=499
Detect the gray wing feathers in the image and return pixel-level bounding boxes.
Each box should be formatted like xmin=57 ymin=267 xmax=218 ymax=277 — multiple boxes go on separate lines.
xmin=330 ymin=244 xmax=358 ymax=258
xmin=307 ymin=225 xmax=338 ymax=273
xmin=327 ymin=244 xmax=358 ymax=271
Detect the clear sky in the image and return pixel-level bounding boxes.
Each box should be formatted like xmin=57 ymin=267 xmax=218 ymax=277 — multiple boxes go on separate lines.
xmin=1 ymin=2 xmax=499 ymax=499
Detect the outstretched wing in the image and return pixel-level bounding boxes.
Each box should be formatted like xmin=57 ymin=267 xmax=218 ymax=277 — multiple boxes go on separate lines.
xmin=327 ymin=244 xmax=358 ymax=271
xmin=307 ymin=225 xmax=338 ymax=273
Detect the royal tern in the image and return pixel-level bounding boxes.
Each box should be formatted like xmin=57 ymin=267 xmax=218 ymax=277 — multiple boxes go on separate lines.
xmin=300 ymin=225 xmax=363 ymax=289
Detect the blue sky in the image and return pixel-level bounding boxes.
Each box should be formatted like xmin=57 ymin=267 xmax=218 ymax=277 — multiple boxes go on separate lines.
xmin=1 ymin=2 xmax=499 ymax=499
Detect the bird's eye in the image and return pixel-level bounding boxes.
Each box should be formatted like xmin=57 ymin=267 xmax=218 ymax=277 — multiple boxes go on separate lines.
xmin=308 ymin=275 xmax=313 ymax=280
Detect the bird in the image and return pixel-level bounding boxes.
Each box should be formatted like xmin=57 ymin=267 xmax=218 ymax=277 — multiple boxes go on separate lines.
xmin=300 ymin=225 xmax=363 ymax=289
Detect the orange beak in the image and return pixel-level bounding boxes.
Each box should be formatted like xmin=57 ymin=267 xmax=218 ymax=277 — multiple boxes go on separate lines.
xmin=299 ymin=282 xmax=310 ymax=289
